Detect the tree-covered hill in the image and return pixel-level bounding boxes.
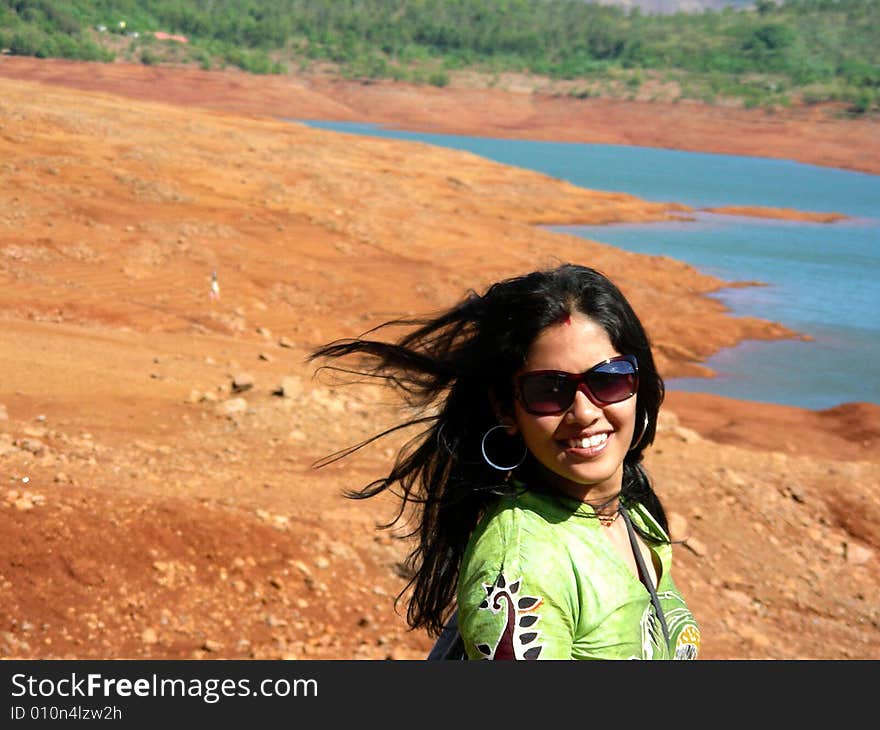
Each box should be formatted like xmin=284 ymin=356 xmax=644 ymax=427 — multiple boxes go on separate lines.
xmin=1 ymin=0 xmax=877 ymax=113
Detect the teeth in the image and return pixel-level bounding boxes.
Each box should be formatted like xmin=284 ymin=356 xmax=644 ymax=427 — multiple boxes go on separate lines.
xmin=570 ymin=433 xmax=608 ymax=449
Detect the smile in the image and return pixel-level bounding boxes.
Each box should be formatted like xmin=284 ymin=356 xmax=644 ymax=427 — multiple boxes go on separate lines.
xmin=564 ymin=433 xmax=609 ymax=450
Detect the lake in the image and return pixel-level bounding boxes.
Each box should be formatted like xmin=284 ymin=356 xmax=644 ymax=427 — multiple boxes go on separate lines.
xmin=300 ymin=120 xmax=880 ymax=410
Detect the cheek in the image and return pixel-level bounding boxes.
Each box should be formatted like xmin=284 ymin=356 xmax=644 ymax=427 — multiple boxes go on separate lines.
xmin=608 ymin=401 xmax=638 ymax=439
xmin=513 ymin=405 xmax=563 ymax=447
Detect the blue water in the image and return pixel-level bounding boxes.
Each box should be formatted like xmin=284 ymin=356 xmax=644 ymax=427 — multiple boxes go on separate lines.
xmin=301 ymin=120 xmax=880 ymax=409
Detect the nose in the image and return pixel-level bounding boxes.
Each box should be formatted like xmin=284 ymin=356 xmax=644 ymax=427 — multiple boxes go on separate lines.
xmin=566 ymin=385 xmax=602 ymax=423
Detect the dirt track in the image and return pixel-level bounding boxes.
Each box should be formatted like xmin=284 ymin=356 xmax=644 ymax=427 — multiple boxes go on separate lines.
xmin=0 ymin=58 xmax=878 ymax=660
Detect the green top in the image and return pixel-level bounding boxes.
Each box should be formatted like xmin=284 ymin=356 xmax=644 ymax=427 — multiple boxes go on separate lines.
xmin=456 ymin=487 xmax=701 ymax=660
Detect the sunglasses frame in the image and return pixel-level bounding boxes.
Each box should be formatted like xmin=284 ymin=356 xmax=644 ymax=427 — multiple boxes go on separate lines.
xmin=515 ymin=354 xmax=639 ymax=415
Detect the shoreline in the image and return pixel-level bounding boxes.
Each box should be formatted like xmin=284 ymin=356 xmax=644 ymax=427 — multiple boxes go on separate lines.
xmin=0 ymin=57 xmax=878 ymax=176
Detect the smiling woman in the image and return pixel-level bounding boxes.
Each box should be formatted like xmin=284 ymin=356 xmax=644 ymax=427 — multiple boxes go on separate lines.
xmin=309 ymin=263 xmax=700 ymax=660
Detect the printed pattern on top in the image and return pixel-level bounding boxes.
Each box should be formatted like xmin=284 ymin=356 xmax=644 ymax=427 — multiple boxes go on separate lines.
xmin=474 ymin=572 xmax=544 ymax=660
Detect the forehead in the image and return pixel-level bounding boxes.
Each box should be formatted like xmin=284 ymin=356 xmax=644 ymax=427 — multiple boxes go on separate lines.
xmin=522 ymin=312 xmax=618 ymax=372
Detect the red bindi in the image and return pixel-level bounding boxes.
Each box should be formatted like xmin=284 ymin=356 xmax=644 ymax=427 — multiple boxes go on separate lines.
xmin=552 ymin=312 xmax=572 ymax=327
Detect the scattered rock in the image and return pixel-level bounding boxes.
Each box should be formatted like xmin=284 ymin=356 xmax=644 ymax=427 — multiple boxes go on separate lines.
xmin=274 ymin=376 xmax=303 ymax=398
xmin=216 ymin=397 xmax=247 ymax=416
xmin=656 ymin=410 xmax=679 ymax=431
xmin=141 ymin=628 xmax=158 ymax=645
xmin=718 ymin=467 xmax=746 ymax=487
xmin=844 ymin=542 xmax=874 ymax=565
xmin=667 ymin=511 xmax=689 ymax=541
xmin=309 ymin=389 xmax=346 ymax=413
xmin=14 ymin=497 xmax=34 ymax=511
xmin=673 ymin=426 xmax=701 ymax=444
xmin=739 ymin=625 xmax=772 ymax=648
xmin=683 ymin=536 xmax=707 ymax=557
xmin=231 ymin=372 xmax=254 ymax=393
xmin=723 ymin=588 xmax=754 ymax=611
xmin=291 ymin=560 xmax=311 ymax=576
xmin=17 ymin=438 xmax=46 ymax=456
xmin=782 ymin=482 xmax=807 ymax=503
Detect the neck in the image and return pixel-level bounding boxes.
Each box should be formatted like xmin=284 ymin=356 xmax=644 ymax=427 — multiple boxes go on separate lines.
xmin=519 ymin=463 xmax=623 ymax=509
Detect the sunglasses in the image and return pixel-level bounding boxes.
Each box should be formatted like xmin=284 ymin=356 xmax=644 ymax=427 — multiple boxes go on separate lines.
xmin=516 ymin=355 xmax=639 ymax=415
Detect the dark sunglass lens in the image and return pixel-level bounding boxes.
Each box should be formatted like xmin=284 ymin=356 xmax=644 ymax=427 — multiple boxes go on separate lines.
xmin=588 ymin=372 xmax=636 ymax=403
xmin=522 ymin=373 xmax=574 ymax=413
xmin=588 ymin=361 xmax=637 ymax=403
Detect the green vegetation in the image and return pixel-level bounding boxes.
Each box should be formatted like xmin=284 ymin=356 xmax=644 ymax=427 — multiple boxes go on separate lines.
xmin=1 ymin=0 xmax=877 ymax=113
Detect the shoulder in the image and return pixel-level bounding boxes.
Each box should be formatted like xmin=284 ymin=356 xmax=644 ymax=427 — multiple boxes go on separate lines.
xmin=458 ymin=490 xmax=578 ymax=603
xmin=463 ymin=491 xmax=568 ymax=567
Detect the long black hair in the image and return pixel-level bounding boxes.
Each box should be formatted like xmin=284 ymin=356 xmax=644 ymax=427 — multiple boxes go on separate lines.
xmin=309 ymin=263 xmax=666 ymax=637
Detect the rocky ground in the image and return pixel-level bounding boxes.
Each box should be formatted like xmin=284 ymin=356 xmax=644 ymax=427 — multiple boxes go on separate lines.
xmin=0 ymin=58 xmax=878 ymax=660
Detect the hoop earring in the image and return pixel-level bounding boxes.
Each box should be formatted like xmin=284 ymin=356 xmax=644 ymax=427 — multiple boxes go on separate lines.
xmin=436 ymin=421 xmax=454 ymax=457
xmin=481 ymin=425 xmax=527 ymax=471
xmin=629 ymin=413 xmax=650 ymax=452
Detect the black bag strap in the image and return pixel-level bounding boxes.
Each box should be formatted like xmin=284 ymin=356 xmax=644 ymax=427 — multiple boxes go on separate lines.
xmin=620 ymin=505 xmax=671 ymax=651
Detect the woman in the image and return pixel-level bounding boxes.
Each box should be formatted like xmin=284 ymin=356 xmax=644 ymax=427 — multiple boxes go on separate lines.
xmin=310 ymin=263 xmax=700 ymax=660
